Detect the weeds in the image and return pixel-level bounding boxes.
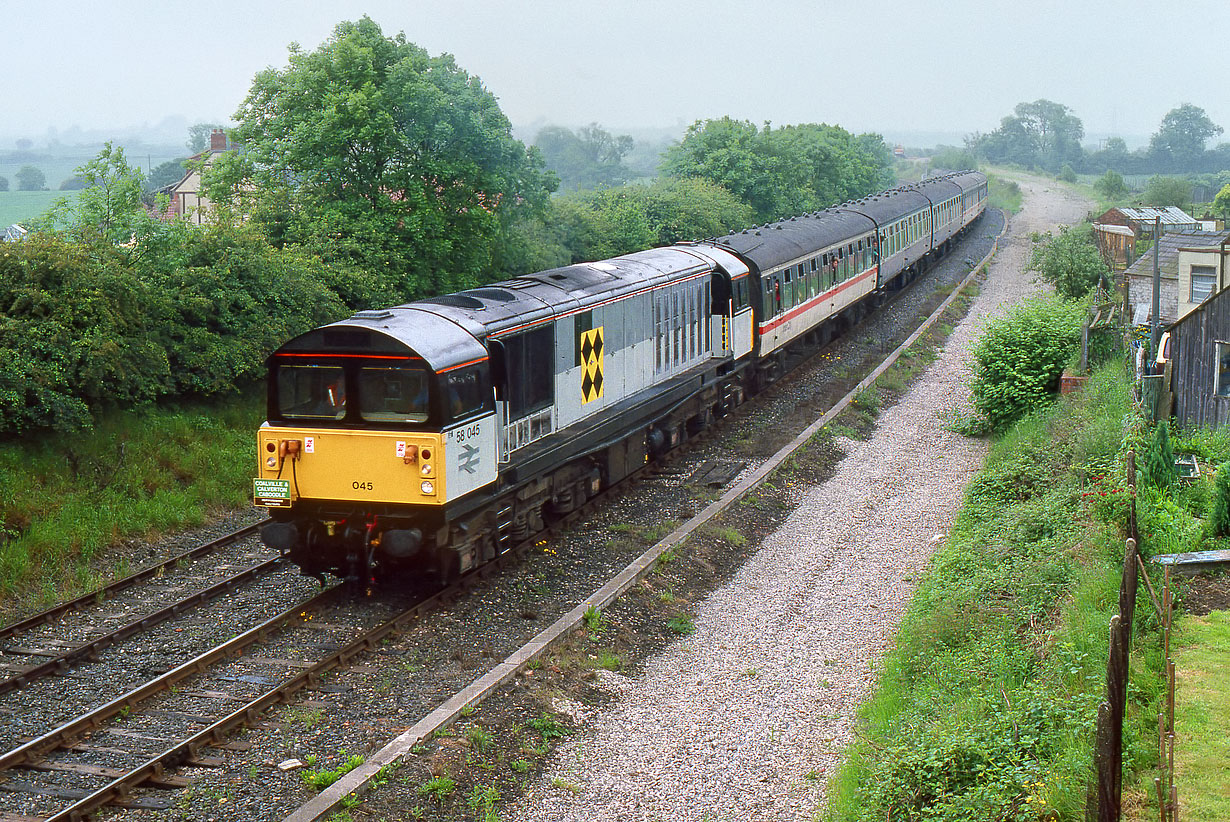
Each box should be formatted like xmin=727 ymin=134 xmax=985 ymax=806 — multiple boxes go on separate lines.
xmin=301 ymin=754 xmax=364 ymax=792
xmin=416 ymin=775 xmax=457 ymax=803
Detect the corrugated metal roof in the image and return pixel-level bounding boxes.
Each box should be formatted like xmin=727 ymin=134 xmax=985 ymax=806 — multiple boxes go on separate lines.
xmin=1116 ymin=206 xmax=1197 ymax=225
xmin=1093 ymin=223 xmax=1134 ymax=237
xmin=1124 ymin=230 xmax=1230 ymax=279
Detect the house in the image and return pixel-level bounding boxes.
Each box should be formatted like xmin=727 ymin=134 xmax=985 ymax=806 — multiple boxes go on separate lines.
xmin=1095 ymin=206 xmax=1200 ymax=241
xmin=160 ymin=129 xmax=233 ymax=225
xmin=1166 ymin=280 xmax=1230 ymax=428
xmin=1123 ymin=230 xmax=1230 ymax=326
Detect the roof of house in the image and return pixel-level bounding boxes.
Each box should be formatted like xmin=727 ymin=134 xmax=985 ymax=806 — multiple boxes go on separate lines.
xmin=1093 ymin=223 xmax=1135 ymax=237
xmin=1115 ymin=206 xmax=1198 ymax=225
xmin=1124 ymin=230 xmax=1230 ymax=279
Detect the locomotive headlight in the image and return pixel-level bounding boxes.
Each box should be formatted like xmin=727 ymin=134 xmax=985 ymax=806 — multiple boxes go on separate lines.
xmin=266 ymin=456 xmax=277 ymax=468
xmin=420 ymin=463 xmax=432 ymax=476
xmin=420 ymin=480 xmax=435 ymax=495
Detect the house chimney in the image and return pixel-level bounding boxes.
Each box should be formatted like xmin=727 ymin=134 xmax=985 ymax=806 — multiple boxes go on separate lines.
xmin=210 ymin=129 xmax=228 ymax=152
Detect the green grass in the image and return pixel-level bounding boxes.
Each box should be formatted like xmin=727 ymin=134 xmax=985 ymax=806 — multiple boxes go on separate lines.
xmin=823 ymin=359 xmax=1170 ymax=821
xmin=987 ymin=172 xmax=1023 ymax=214
xmin=1173 ymin=609 xmax=1230 ymax=818
xmin=0 ymin=190 xmax=72 ymax=226
xmin=0 ymin=392 xmax=263 ymax=616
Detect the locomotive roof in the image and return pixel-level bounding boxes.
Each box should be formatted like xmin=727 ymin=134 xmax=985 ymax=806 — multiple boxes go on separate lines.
xmin=709 ymin=209 xmax=876 ymax=274
xmin=274 ymin=308 xmax=489 ymax=374
xmin=418 ymin=246 xmax=715 ymax=340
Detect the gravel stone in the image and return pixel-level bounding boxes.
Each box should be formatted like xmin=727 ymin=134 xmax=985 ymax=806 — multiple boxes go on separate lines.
xmin=503 ymin=178 xmax=1093 ymax=822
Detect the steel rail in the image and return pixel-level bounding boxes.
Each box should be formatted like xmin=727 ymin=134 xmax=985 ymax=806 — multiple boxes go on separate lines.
xmin=0 ymin=556 xmax=284 ymax=695
xmin=0 ymin=584 xmax=343 ymax=775
xmin=42 ymin=583 xmax=466 ymax=821
xmin=0 ymin=521 xmax=266 ymax=641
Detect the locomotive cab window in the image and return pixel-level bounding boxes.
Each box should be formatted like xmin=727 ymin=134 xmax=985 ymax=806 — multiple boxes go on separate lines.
xmin=278 ymin=364 xmax=347 ymax=421
xmin=445 ymin=364 xmax=488 ymax=421
xmin=358 ymin=365 xmax=430 ymax=423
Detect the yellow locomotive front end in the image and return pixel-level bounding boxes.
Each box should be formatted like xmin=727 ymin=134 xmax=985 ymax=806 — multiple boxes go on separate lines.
xmin=254 ymin=311 xmax=497 ymax=584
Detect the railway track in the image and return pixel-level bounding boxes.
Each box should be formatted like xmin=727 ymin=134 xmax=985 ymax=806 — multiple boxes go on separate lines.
xmin=0 ymin=213 xmax=1003 ymax=821
xmin=285 ymin=210 xmax=1007 ymax=821
xmin=0 ymin=467 xmax=663 ymax=820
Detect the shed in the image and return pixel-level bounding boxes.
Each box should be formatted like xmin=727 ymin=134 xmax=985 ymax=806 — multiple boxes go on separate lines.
xmin=1168 ymin=281 xmax=1230 ymax=428
xmin=1096 ymin=206 xmax=1200 ymax=240
xmin=1092 ymin=222 xmax=1135 ymax=271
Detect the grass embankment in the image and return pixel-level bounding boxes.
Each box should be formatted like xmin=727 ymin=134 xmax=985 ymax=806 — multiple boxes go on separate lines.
xmin=824 ymin=360 xmax=1176 ymax=820
xmin=1172 ymin=609 xmax=1230 ymax=816
xmin=987 ymin=172 xmax=1023 ymax=215
xmin=0 ymin=393 xmax=261 ymax=617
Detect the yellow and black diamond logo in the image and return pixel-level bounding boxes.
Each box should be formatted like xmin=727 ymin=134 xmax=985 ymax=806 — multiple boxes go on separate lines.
xmin=580 ymin=326 xmax=604 ymax=404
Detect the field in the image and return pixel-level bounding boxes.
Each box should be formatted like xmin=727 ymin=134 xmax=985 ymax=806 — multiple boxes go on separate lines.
xmin=0 ymin=144 xmax=182 ymax=227
xmin=0 ymin=190 xmax=73 ymax=226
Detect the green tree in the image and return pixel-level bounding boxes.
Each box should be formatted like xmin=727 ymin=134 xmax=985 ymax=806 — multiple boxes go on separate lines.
xmin=1208 ymin=462 xmax=1230 ymax=537
xmin=1212 ymin=183 xmax=1230 ymax=220
xmin=44 ymin=143 xmax=150 ymax=245
xmin=976 ymin=100 xmax=1084 ymax=173
xmin=1058 ymin=164 xmax=1077 ymax=183
xmin=1141 ymin=175 xmax=1192 ymax=209
xmin=187 ymin=123 xmax=225 ymax=154
xmin=535 ymin=123 xmax=635 ymax=192
xmin=662 ymin=117 xmax=892 ymax=222
xmin=1028 ymin=225 xmax=1109 ymax=300
xmin=1149 ymin=104 xmax=1223 ymax=171
xmin=209 ymin=17 xmax=555 ymax=300
xmin=15 ymin=165 xmax=45 ymax=190
xmin=146 ymin=158 xmax=187 ymax=192
xmin=1093 ymin=169 xmax=1128 ymax=200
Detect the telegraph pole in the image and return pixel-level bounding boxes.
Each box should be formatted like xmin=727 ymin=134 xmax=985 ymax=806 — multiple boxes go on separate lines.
xmin=1150 ymin=216 xmax=1161 ymax=364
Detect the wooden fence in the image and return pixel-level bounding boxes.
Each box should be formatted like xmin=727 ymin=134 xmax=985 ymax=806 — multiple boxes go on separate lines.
xmin=1089 ymin=451 xmax=1179 ymax=821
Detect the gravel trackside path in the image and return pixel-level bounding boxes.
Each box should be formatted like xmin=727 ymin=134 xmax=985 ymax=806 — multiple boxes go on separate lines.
xmin=505 ymin=178 xmax=1093 ymax=822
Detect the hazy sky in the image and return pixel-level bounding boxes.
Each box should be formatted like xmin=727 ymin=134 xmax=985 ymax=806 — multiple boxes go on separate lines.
xmin=3 ymin=0 xmax=1229 ymax=148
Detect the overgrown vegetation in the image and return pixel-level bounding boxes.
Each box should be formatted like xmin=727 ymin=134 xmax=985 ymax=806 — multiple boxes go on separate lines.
xmin=987 ymin=174 xmax=1022 ymax=214
xmin=1027 ymin=224 xmax=1110 ymax=301
xmin=0 ymin=396 xmax=259 ymax=615
xmin=825 ymin=360 xmax=1190 ymax=821
xmin=957 ymin=295 xmax=1085 ymax=434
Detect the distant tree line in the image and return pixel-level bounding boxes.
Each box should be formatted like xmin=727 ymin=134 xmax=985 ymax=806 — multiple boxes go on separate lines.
xmin=0 ymin=17 xmax=894 ymax=436
xmin=969 ymin=99 xmax=1229 ymax=177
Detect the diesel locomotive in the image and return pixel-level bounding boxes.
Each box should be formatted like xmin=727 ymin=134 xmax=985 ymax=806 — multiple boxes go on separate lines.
xmin=254 ymin=171 xmax=988 ymax=583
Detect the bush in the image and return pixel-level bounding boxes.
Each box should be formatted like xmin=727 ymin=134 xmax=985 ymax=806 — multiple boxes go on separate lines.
xmin=1028 ymin=225 xmax=1109 ymax=301
xmin=1058 ymin=164 xmax=1078 ymax=183
xmin=962 ymin=296 xmax=1084 ymax=434
xmin=0 ymin=224 xmax=349 ymax=435
xmin=1094 ymin=169 xmax=1128 ymax=200
xmin=1206 ymin=462 xmax=1230 ymax=537
xmin=1141 ymin=421 xmax=1176 ymax=490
